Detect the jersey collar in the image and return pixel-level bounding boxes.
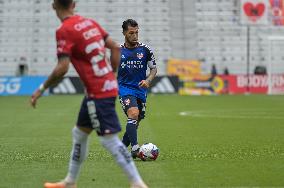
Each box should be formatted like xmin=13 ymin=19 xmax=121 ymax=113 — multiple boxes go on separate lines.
xmin=62 ymin=14 xmax=78 ymax=22
xmin=123 ymin=42 xmax=140 ymax=49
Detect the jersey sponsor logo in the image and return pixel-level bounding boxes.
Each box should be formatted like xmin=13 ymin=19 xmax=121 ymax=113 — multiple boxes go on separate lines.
xmin=120 ymin=60 xmax=144 ymax=69
xmin=101 ymin=80 xmax=118 ymax=92
xmin=121 ymin=62 xmax=126 ymax=68
xmin=151 ymin=77 xmax=175 ymax=93
xmin=137 ymin=52 xmax=144 ymax=59
xmin=74 ymin=20 xmax=93 ymax=31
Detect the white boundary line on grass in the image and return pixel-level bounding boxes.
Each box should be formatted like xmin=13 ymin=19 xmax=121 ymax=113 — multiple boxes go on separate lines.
xmin=179 ymin=110 xmax=284 ymax=120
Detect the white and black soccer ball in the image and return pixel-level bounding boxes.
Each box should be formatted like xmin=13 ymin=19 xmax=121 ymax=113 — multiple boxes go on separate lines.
xmin=138 ymin=143 xmax=159 ymax=161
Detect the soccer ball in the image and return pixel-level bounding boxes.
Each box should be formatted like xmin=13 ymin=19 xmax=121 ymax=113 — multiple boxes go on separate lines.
xmin=138 ymin=143 xmax=159 ymax=161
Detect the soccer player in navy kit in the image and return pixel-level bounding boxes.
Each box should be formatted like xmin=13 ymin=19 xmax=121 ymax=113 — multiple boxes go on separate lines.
xmin=118 ymin=19 xmax=157 ymax=158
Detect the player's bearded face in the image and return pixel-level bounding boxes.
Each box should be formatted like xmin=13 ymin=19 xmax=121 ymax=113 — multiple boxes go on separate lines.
xmin=125 ymin=26 xmax=139 ymax=45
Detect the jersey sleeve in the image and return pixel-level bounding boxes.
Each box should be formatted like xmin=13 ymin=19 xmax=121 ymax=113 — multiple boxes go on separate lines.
xmin=146 ymin=46 xmax=156 ymax=69
xmin=56 ymin=28 xmax=74 ymax=58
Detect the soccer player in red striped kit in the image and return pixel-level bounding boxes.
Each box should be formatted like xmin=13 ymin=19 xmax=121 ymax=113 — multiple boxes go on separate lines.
xmin=30 ymin=0 xmax=148 ymax=188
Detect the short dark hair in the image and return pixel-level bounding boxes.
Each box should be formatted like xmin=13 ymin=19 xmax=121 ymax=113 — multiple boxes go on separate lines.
xmin=122 ymin=19 xmax=138 ymax=32
xmin=55 ymin=0 xmax=73 ymax=9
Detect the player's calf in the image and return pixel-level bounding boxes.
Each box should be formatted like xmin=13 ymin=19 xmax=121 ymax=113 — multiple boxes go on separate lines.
xmin=100 ymin=134 xmax=145 ymax=185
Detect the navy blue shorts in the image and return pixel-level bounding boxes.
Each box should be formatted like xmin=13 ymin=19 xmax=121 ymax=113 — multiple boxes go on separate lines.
xmin=76 ymin=97 xmax=121 ymax=136
xmin=119 ymin=95 xmax=146 ymax=121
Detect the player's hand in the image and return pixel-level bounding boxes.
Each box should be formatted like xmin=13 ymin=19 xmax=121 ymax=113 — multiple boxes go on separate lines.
xmin=30 ymin=89 xmax=42 ymax=108
xmin=138 ymin=80 xmax=150 ymax=88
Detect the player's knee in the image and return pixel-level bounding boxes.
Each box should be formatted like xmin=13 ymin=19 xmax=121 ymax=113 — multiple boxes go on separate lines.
xmin=100 ymin=134 xmax=118 ymax=148
xmin=72 ymin=127 xmax=88 ymax=142
xmin=127 ymin=108 xmax=139 ymax=120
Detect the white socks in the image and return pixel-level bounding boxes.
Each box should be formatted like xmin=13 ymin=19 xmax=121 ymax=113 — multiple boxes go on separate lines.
xmin=65 ymin=127 xmax=89 ymax=184
xmin=64 ymin=128 xmax=143 ymax=185
xmin=100 ymin=134 xmax=143 ymax=184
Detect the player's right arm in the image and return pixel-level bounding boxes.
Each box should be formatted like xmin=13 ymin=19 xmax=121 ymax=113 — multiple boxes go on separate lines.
xmin=30 ymin=27 xmax=73 ymax=108
xmin=43 ymin=56 xmax=70 ymax=87
xmin=105 ymin=36 xmax=121 ymax=72
xmin=30 ymin=56 xmax=70 ymax=108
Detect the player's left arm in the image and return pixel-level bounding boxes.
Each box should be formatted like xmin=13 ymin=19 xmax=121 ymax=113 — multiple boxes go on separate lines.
xmin=139 ymin=67 xmax=157 ymax=88
xmin=139 ymin=47 xmax=157 ymax=88
xmin=30 ymin=56 xmax=70 ymax=108
xmin=146 ymin=67 xmax=157 ymax=85
xmin=105 ymin=36 xmax=121 ymax=72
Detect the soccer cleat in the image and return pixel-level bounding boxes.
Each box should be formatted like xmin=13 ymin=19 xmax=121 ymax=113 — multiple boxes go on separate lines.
xmin=131 ymin=145 xmax=140 ymax=159
xmin=44 ymin=181 xmax=76 ymax=188
xmin=131 ymin=148 xmax=140 ymax=159
xmin=130 ymin=181 xmax=149 ymax=188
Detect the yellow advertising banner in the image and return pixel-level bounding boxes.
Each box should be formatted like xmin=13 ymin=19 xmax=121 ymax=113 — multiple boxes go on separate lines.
xmin=167 ymin=59 xmax=201 ymax=77
xmin=178 ymin=75 xmax=225 ymax=95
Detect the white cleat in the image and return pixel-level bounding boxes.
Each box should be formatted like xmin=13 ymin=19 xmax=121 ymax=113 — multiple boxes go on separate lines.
xmin=130 ymin=181 xmax=149 ymax=188
xmin=44 ymin=181 xmax=76 ymax=188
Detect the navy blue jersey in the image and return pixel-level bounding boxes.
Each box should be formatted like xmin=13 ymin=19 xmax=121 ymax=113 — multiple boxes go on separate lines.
xmin=118 ymin=43 xmax=156 ymax=102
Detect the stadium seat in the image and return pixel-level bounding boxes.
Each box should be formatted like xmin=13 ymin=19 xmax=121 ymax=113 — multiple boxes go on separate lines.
xmin=1 ymin=0 xmax=284 ymax=76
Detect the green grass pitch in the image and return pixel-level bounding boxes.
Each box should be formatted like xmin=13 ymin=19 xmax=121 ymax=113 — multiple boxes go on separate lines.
xmin=0 ymin=95 xmax=284 ymax=187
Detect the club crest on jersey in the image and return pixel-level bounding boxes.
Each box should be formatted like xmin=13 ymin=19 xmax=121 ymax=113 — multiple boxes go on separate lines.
xmin=137 ymin=53 xmax=144 ymax=59
xmin=124 ymin=98 xmax=131 ymax=106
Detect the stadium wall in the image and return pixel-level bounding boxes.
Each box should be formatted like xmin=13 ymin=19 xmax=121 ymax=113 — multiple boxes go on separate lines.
xmin=2 ymin=74 xmax=283 ymax=96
